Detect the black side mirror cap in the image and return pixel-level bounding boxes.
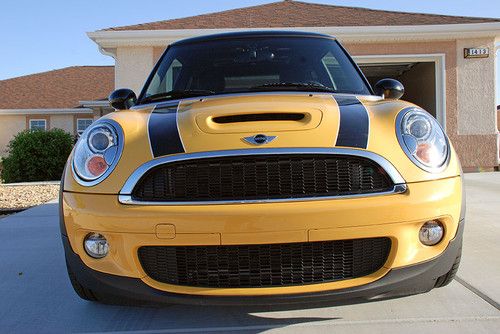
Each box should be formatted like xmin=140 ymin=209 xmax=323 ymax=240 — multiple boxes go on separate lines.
xmin=108 ymin=88 xmax=137 ymax=110
xmin=374 ymin=79 xmax=405 ymax=100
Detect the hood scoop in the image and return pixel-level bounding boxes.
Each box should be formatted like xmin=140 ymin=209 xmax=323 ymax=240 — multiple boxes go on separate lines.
xmin=197 ymin=110 xmax=321 ymax=133
xmin=213 ymin=112 xmax=305 ymax=124
xmin=195 ymin=109 xmax=323 ymax=134
xmin=182 ymin=94 xmax=328 ymax=134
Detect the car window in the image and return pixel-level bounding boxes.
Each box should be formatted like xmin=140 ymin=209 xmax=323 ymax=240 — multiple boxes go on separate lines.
xmin=141 ymin=37 xmax=371 ymax=102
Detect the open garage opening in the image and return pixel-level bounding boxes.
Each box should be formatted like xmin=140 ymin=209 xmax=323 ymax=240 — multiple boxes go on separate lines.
xmin=360 ymin=62 xmax=437 ymax=118
xmin=354 ymin=55 xmax=446 ymax=129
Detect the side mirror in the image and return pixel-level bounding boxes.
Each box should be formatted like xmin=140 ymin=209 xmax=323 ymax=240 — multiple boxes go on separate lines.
xmin=374 ymin=79 xmax=404 ymax=100
xmin=108 ymin=88 xmax=137 ymax=110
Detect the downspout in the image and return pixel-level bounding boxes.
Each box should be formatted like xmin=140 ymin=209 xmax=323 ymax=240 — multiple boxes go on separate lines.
xmin=98 ymin=46 xmax=118 ymax=91
xmin=98 ymin=46 xmax=116 ymax=59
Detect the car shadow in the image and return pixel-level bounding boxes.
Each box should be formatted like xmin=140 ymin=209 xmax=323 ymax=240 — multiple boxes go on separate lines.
xmin=79 ymin=301 xmax=341 ymax=333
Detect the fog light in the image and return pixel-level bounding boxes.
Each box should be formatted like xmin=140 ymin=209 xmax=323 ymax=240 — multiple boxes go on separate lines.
xmin=84 ymin=233 xmax=109 ymax=258
xmin=419 ymin=221 xmax=444 ymax=246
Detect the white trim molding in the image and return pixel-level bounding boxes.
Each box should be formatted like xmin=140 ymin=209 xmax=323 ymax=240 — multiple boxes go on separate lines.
xmin=0 ymin=108 xmax=94 ymax=116
xmin=353 ymin=54 xmax=446 ymax=130
xmin=88 ymin=23 xmax=500 ymax=48
xmin=79 ymin=100 xmax=111 ymax=108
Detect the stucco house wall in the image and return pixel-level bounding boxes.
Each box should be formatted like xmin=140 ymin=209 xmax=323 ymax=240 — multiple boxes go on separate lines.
xmin=115 ymin=47 xmax=155 ymax=93
xmin=0 ymin=115 xmax=26 ymax=155
xmin=456 ymin=38 xmax=497 ymax=136
xmin=51 ymin=114 xmax=76 ymax=134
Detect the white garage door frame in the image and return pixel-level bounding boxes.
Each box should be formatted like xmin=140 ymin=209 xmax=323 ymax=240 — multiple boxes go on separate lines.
xmin=353 ymin=54 xmax=447 ymax=131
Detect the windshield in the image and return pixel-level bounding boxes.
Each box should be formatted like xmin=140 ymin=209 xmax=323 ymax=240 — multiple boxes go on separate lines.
xmin=139 ymin=37 xmax=371 ymax=104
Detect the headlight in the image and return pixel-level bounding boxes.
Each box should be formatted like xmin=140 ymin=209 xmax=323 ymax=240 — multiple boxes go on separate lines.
xmin=397 ymin=108 xmax=449 ymax=173
xmin=72 ymin=120 xmax=123 ymax=186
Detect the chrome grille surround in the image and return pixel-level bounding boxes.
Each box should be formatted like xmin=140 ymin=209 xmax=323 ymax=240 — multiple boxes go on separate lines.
xmin=119 ymin=148 xmax=407 ymax=205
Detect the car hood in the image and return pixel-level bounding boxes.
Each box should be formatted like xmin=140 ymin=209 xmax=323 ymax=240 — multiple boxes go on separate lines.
xmin=63 ymin=92 xmax=461 ymax=193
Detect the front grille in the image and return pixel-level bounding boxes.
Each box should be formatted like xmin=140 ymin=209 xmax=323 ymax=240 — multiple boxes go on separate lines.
xmin=138 ymin=238 xmax=391 ymax=288
xmin=131 ymin=154 xmax=394 ymax=202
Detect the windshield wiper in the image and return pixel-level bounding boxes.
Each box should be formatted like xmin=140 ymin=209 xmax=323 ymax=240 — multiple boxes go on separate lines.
xmin=249 ymin=82 xmax=336 ymax=93
xmin=140 ymin=89 xmax=215 ymax=104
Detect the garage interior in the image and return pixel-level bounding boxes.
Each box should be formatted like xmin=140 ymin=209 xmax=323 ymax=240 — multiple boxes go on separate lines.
xmin=358 ymin=62 xmax=437 ymax=118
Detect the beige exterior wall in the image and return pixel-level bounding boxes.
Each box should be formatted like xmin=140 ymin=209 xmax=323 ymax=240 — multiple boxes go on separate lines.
xmin=456 ymin=37 xmax=497 ymax=135
xmin=0 ymin=115 xmax=26 ymax=155
xmin=153 ymin=47 xmax=167 ymax=64
xmin=51 ymin=114 xmax=74 ymax=134
xmin=115 ymin=47 xmax=155 ymax=94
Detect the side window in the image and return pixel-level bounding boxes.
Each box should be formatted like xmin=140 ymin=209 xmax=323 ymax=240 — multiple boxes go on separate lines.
xmin=29 ymin=119 xmax=47 ymax=131
xmin=77 ymin=119 xmax=93 ymax=137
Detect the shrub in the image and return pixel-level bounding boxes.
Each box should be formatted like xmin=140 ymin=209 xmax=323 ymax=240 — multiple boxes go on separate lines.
xmin=1 ymin=129 xmax=73 ymax=183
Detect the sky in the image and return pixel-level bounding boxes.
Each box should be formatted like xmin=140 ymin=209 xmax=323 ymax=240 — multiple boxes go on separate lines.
xmin=1 ymin=0 xmax=499 ymax=100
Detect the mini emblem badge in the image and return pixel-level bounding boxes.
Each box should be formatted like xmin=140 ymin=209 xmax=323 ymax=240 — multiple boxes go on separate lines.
xmin=243 ymin=134 xmax=277 ymax=145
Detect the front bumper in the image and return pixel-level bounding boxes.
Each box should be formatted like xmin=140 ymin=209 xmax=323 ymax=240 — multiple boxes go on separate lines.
xmin=61 ymin=176 xmax=463 ymax=301
xmin=62 ymin=219 xmax=463 ymax=306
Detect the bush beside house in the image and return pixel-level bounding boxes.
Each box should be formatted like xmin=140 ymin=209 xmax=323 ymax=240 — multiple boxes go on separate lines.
xmin=1 ymin=129 xmax=73 ymax=183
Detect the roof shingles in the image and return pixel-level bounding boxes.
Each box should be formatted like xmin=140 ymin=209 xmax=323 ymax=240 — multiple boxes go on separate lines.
xmin=104 ymin=0 xmax=500 ymax=31
xmin=0 ymin=66 xmax=114 ymax=109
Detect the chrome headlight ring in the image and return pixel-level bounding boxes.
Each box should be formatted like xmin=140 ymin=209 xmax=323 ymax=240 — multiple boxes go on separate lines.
xmin=72 ymin=119 xmax=124 ymax=186
xmin=396 ymin=107 xmax=450 ymax=173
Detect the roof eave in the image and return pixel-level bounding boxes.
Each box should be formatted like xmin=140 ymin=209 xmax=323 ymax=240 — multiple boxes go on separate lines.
xmin=88 ymin=22 xmax=500 ymax=47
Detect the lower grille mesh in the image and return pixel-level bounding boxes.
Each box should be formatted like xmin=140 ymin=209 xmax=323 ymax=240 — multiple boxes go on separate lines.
xmin=138 ymin=238 xmax=391 ymax=288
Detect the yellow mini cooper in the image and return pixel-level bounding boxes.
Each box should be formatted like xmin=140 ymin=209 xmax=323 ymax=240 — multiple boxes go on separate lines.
xmin=61 ymin=31 xmax=464 ymax=305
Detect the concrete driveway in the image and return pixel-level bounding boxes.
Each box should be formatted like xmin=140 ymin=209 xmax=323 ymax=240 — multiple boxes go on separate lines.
xmin=0 ymin=173 xmax=499 ymax=333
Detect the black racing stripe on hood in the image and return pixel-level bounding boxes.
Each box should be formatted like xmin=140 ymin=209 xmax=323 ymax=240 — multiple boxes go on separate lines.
xmin=148 ymin=104 xmax=185 ymax=157
xmin=334 ymin=96 xmax=369 ymax=149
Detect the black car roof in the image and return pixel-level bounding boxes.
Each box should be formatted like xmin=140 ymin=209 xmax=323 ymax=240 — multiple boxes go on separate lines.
xmin=171 ymin=31 xmax=336 ymax=46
